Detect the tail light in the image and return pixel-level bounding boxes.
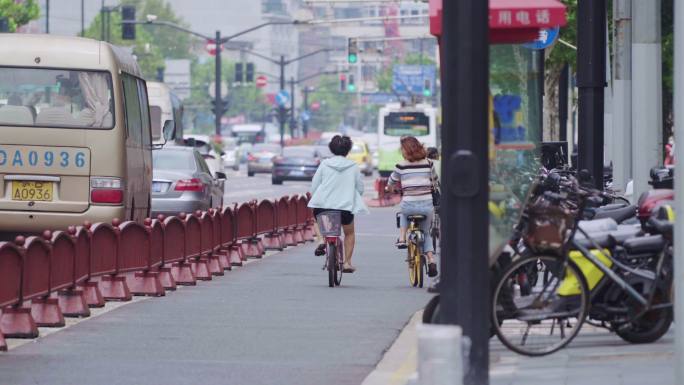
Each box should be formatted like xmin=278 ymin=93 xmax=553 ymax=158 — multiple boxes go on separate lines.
xmin=175 ymin=178 xmax=204 ymax=192
xmin=247 ymin=153 xmax=257 ymax=162
xmin=90 ymin=177 xmax=124 ymax=204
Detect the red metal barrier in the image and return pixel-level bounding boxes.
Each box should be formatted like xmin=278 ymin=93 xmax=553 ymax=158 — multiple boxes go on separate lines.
xmin=200 ymin=210 xmax=223 ymax=276
xmin=74 ymin=224 xmax=104 ymax=308
xmin=23 ymin=233 xmax=64 ymax=329
xmin=90 ymin=220 xmax=130 ymax=301
xmin=236 ymin=202 xmax=260 ymax=258
xmin=209 ymin=209 xmax=231 ymax=271
xmin=297 ymin=195 xmax=315 ymax=242
xmin=277 ymin=196 xmax=295 ymax=246
xmin=258 ymin=200 xmax=282 ymax=251
xmin=165 ymin=214 xmax=195 ymax=286
xmin=186 ymin=212 xmax=211 ymax=281
xmin=288 ymin=196 xmax=304 ymax=244
xmin=0 ymin=242 xmax=26 ymax=349
xmin=150 ymin=217 xmax=175 ymax=290
xmin=219 ymin=206 xmax=243 ymax=267
xmin=51 ymin=229 xmax=89 ymax=318
xmin=123 ymin=220 xmax=164 ymax=297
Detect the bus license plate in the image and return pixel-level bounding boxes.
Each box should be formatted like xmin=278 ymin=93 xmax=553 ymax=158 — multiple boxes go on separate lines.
xmin=11 ymin=181 xmax=54 ymax=201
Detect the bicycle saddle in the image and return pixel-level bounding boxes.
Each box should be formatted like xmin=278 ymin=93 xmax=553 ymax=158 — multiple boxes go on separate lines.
xmin=578 ymin=218 xmax=618 ymax=233
xmin=593 ymin=205 xmax=637 ymax=223
xmin=573 ymin=233 xmax=614 ymax=249
xmin=408 ymin=214 xmax=426 ymax=222
xmin=622 ymin=235 xmax=666 ymax=255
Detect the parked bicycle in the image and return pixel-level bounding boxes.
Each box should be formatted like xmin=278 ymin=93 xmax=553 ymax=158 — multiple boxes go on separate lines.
xmin=316 ymin=210 xmax=344 ymax=287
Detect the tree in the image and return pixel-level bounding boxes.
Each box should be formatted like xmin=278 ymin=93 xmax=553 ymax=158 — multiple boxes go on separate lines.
xmin=0 ymin=0 xmax=40 ymax=31
xmin=82 ymin=0 xmax=194 ymax=80
xmin=308 ymin=75 xmax=354 ymax=131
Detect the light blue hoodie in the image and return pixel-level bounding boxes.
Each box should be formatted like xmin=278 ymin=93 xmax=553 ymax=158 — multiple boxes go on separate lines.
xmin=308 ymin=156 xmax=369 ymax=215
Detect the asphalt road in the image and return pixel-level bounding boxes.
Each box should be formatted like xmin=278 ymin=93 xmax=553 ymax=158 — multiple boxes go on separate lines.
xmin=0 ymin=206 xmax=432 ymax=385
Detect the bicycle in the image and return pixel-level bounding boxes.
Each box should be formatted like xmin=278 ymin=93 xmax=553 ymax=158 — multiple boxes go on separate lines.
xmin=316 ymin=210 xmax=344 ymax=287
xmin=491 ymin=188 xmax=673 ymax=356
xmin=398 ymin=213 xmax=429 ymax=288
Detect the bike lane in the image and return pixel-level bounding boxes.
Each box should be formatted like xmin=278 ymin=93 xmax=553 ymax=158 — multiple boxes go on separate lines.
xmin=0 ymin=207 xmax=431 ymax=385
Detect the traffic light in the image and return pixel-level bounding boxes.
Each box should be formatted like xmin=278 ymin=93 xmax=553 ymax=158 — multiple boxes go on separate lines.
xmin=423 ymin=79 xmax=432 ymax=97
xmin=211 ymin=99 xmax=229 ymax=116
xmin=121 ymin=5 xmax=136 ymax=40
xmin=339 ymin=74 xmax=346 ymax=92
xmin=347 ymin=74 xmax=356 ymax=92
xmin=245 ymin=63 xmax=254 ymax=83
xmin=235 ymin=63 xmax=243 ymax=83
xmin=347 ymin=38 xmax=358 ymax=64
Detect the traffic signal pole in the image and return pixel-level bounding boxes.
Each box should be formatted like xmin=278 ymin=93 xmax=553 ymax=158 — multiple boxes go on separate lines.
xmin=279 ymin=55 xmax=286 ymax=149
xmin=303 ymin=87 xmax=310 ymax=138
xmin=215 ymin=30 xmax=222 ymax=136
xmin=289 ymin=77 xmax=297 ymax=138
xmin=439 ymin=0 xmax=489 ymax=384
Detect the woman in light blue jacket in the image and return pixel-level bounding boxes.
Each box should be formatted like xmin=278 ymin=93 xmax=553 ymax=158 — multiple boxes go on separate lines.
xmin=308 ymin=135 xmax=368 ymax=273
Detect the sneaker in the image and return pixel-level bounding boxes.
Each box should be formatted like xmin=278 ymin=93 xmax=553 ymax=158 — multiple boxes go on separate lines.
xmin=427 ymin=263 xmax=438 ymax=278
xmin=314 ymin=243 xmax=326 ymax=256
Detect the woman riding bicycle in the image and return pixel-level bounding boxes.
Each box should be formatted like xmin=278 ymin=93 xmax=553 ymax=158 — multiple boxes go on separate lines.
xmin=308 ymin=135 xmax=368 ymax=273
xmin=387 ymin=136 xmax=439 ymax=278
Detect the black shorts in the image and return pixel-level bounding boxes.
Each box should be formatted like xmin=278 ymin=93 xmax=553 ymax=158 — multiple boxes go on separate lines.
xmin=313 ymin=208 xmax=354 ymax=226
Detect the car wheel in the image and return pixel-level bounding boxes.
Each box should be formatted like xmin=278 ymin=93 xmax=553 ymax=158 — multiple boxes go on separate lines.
xmin=248 ymin=171 xmax=255 ymax=177
xmin=272 ymin=178 xmax=283 ymax=185
xmin=233 ymin=165 xmax=239 ymax=171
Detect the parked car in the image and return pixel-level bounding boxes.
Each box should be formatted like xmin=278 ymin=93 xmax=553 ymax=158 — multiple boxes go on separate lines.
xmin=348 ymin=139 xmax=373 ymax=176
xmin=238 ymin=142 xmax=254 ymax=164
xmin=183 ymin=134 xmax=224 ymax=175
xmin=315 ymin=145 xmax=333 ymax=159
xmin=151 ymin=146 xmax=225 ymax=217
xmin=271 ymin=145 xmax=322 ymax=185
xmin=247 ymin=143 xmax=281 ymax=177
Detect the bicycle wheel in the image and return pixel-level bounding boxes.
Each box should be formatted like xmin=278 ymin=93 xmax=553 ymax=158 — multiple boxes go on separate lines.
xmin=492 ymin=254 xmax=589 ymax=356
xmin=327 ymin=243 xmax=337 ymax=288
xmin=408 ymin=243 xmax=420 ymax=287
xmin=334 ymin=239 xmax=343 ymax=286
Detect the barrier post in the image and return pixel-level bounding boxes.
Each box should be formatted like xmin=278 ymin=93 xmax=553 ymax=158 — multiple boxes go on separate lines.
xmin=203 ymin=210 xmax=225 ymax=276
xmin=129 ymin=218 xmax=165 ymax=297
xmin=77 ymin=222 xmax=105 ymax=308
xmin=211 ymin=209 xmax=232 ymax=271
xmin=98 ymin=219 xmax=132 ymax=301
xmin=0 ymin=237 xmax=39 ymax=339
xmin=263 ymin=199 xmax=283 ymax=251
xmin=57 ymin=226 xmax=91 ymax=317
xmin=188 ymin=210 xmax=212 ymax=281
xmin=168 ymin=213 xmax=197 ymax=286
xmin=154 ymin=215 xmax=177 ymax=290
xmin=29 ymin=231 xmax=66 ymax=328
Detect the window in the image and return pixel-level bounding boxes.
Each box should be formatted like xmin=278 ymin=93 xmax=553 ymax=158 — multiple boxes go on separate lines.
xmin=137 ymin=79 xmax=151 ymax=146
xmin=153 ymin=149 xmax=195 ymax=171
xmin=122 ymin=74 xmax=142 ymax=144
xmin=0 ymin=67 xmax=114 ymax=129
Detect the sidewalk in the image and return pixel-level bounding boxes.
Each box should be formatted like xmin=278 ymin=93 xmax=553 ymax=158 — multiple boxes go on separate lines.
xmin=363 ymin=317 xmax=675 ymax=385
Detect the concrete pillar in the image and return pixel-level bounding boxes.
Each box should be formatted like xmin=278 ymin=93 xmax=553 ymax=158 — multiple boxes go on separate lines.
xmin=613 ymin=0 xmax=632 ymax=193
xmin=632 ymin=0 xmax=662 ymax=199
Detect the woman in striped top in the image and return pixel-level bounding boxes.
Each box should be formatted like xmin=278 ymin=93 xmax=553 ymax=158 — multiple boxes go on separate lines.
xmin=387 ymin=136 xmax=439 ymax=278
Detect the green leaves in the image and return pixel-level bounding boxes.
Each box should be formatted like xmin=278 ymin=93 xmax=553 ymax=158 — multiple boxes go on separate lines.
xmin=0 ymin=0 xmax=40 ymax=32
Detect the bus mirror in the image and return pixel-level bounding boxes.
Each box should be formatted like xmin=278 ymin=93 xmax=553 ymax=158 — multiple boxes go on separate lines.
xmin=162 ymin=120 xmax=175 ymax=142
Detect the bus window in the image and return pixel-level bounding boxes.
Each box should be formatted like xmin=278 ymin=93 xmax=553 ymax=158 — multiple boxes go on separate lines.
xmin=122 ymin=74 xmax=142 ymax=143
xmin=150 ymin=105 xmax=162 ymax=139
xmin=137 ymin=78 xmax=152 ymax=147
xmin=0 ymin=67 xmax=114 ymax=129
xmin=383 ymin=112 xmax=430 ymax=137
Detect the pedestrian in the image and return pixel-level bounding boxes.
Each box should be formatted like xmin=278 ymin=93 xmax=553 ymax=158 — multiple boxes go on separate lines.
xmin=308 ymin=135 xmax=368 ymax=273
xmin=387 ymin=136 xmax=439 ymax=277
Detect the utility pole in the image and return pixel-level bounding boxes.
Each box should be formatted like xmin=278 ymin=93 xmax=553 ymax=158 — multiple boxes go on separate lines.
xmin=303 ymin=87 xmax=311 ymax=138
xmin=289 ymin=76 xmax=297 ymax=138
xmin=45 ymin=0 xmax=49 ymax=34
xmin=559 ymin=63 xmax=569 ymax=143
xmin=577 ymin=0 xmax=607 ymax=189
xmin=632 ymin=0 xmax=662 ymax=199
xmin=214 ymin=30 xmax=223 ymax=136
xmin=439 ymin=0 xmax=489 ymax=384
xmin=81 ymin=0 xmax=85 ymax=36
xmin=673 ymin=3 xmax=684 ymax=383
xmin=100 ymin=1 xmax=105 ymax=41
xmin=279 ymin=55 xmax=286 ymax=149
xmin=613 ymin=0 xmax=632 ymax=193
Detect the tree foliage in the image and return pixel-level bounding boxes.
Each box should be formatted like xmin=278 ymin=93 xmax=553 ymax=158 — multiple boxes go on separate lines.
xmin=308 ymin=75 xmax=354 ymax=131
xmin=82 ymin=0 xmax=193 ymax=80
xmin=0 ymin=0 xmax=40 ymax=31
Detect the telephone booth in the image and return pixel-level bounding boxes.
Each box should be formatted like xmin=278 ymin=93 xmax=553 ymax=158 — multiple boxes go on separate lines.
xmin=429 ymin=0 xmax=567 ymax=262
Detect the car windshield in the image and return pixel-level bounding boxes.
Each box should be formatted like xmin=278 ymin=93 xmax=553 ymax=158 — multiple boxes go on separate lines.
xmin=316 ymin=146 xmax=333 ymax=158
xmin=153 ymin=149 xmax=196 ymax=171
xmin=253 ymin=144 xmax=279 ymax=153
xmin=351 ymin=144 xmax=364 ymax=154
xmin=0 ymin=67 xmax=114 ymax=129
xmin=283 ymin=147 xmax=315 ymax=158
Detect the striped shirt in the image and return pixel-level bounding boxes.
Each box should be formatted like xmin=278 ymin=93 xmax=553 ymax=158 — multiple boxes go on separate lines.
xmin=388 ymin=159 xmax=438 ymax=202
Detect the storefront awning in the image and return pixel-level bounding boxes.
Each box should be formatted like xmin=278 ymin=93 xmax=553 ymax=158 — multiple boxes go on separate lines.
xmin=429 ymin=0 xmax=567 ymax=44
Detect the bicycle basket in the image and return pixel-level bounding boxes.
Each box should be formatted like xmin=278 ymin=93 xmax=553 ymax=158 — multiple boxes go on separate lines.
xmin=523 ymin=197 xmax=575 ymax=253
xmin=316 ymin=210 xmax=342 ymax=237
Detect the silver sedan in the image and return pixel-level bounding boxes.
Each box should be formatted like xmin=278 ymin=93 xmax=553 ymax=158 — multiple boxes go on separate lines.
xmin=151 ymin=146 xmax=225 ymax=217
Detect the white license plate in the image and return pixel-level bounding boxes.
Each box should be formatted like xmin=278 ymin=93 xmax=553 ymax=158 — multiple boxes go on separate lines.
xmin=152 ymin=182 xmax=168 ymax=193
xmin=290 ymin=170 xmax=305 ymax=177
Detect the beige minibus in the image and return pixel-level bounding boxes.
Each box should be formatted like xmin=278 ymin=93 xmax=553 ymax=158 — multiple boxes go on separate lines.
xmin=0 ymin=34 xmax=170 ymax=232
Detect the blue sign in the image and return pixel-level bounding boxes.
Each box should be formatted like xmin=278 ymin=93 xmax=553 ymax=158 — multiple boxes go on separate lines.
xmin=275 ymin=90 xmax=290 ymax=107
xmin=392 ymin=65 xmax=436 ymax=96
xmin=522 ymin=27 xmax=560 ymax=50
xmin=361 ymin=92 xmax=401 ymax=105
xmin=300 ymin=110 xmax=311 ymax=121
